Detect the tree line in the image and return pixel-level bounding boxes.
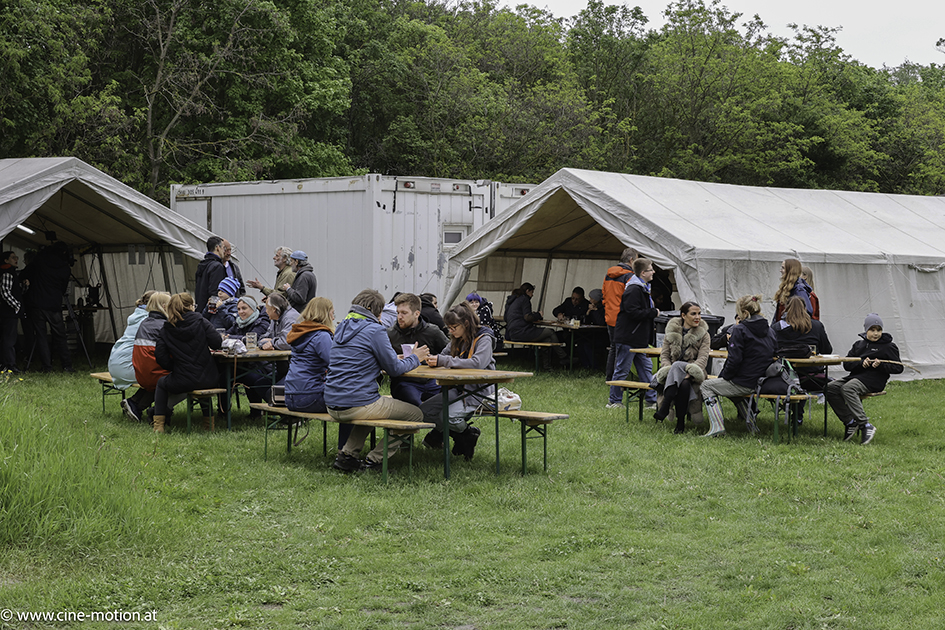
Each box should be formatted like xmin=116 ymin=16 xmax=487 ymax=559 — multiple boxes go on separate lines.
xmin=2 ymin=0 xmax=944 ymax=203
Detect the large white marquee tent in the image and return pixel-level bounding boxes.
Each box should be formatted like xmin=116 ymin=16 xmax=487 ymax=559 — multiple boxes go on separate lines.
xmin=0 ymin=157 xmax=215 ymax=345
xmin=444 ymin=168 xmax=945 ymax=380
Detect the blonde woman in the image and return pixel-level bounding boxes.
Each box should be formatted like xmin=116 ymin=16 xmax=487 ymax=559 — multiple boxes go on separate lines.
xmin=285 ymin=297 xmax=335 ymax=415
xmin=773 ymin=258 xmax=813 ymax=323
xmin=152 ymin=293 xmax=223 ymax=432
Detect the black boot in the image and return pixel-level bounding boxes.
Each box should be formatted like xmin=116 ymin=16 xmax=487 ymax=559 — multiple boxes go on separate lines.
xmin=653 ymin=384 xmax=676 ymax=422
xmin=422 ymin=429 xmax=444 ymax=449
xmin=451 ymin=425 xmax=481 ymax=461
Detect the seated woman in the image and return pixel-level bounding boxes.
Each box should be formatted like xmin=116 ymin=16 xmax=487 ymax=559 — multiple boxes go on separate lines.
xmin=219 ymin=295 xmax=274 ymax=412
xmin=152 ymin=293 xmax=223 ymax=433
xmin=773 ymin=258 xmax=813 ymax=323
xmin=652 ymin=301 xmax=710 ymax=434
xmin=701 ymin=294 xmax=777 ymax=438
xmin=259 ymin=293 xmax=299 ymax=382
xmin=108 ymin=290 xmax=154 ymax=421
xmin=223 ymin=295 xmax=270 ymax=343
xmin=259 ymin=293 xmax=298 ymax=351
xmin=773 ymin=296 xmax=832 ymax=424
xmin=503 ymin=282 xmax=566 ymax=369
xmin=466 ymin=292 xmax=501 ymax=344
xmin=420 ymin=303 xmax=495 ymax=460
xmin=130 ymin=292 xmax=172 ymax=423
xmin=285 ymin=297 xmax=334 ymax=415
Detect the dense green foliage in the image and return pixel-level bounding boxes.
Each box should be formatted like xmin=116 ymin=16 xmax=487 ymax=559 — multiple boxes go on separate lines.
xmin=2 ymin=0 xmax=944 ymax=201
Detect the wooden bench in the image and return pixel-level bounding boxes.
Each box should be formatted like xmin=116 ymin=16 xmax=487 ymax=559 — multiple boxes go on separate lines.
xmin=490 ymin=409 xmax=568 ymax=474
xmin=90 ymin=371 xmax=141 ymax=413
xmin=186 ymin=388 xmax=229 ymax=432
xmin=504 ymin=341 xmax=565 ymax=372
xmin=606 ymin=380 xmax=653 ymax=424
xmin=250 ymin=403 xmax=435 ymax=482
xmin=606 ymin=379 xmax=815 ymax=443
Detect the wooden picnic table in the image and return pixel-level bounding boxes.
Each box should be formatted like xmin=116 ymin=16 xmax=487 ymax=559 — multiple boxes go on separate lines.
xmin=213 ymin=349 xmax=291 ymax=430
xmin=537 ymin=320 xmax=607 ymax=370
xmin=403 ymin=365 xmax=533 ymax=479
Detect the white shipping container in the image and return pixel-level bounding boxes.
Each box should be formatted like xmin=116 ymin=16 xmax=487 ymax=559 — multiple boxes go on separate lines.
xmin=170 ymin=174 xmax=534 ymax=313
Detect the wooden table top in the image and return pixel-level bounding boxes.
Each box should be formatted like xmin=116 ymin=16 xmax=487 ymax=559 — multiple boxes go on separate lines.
xmin=213 ymin=349 xmax=291 ymax=360
xmin=629 ymin=347 xmax=727 ymax=359
xmin=403 ymin=365 xmax=533 ymax=383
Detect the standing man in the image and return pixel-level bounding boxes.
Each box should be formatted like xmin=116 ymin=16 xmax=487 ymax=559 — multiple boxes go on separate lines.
xmin=1 ymin=251 xmax=26 ymax=372
xmin=282 ymin=250 xmax=317 ymax=312
xmin=607 ymin=257 xmax=659 ymax=409
xmin=602 ymin=247 xmax=638 ymax=379
xmin=195 ymin=236 xmax=227 ymax=308
xmin=22 ymin=242 xmax=74 ymax=372
xmin=387 ymin=293 xmax=449 ymax=406
xmin=246 ymin=246 xmax=296 ymax=300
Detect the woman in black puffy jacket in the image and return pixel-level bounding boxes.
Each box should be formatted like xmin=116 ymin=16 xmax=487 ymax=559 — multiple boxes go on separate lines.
xmin=152 ymin=293 xmax=223 ymax=433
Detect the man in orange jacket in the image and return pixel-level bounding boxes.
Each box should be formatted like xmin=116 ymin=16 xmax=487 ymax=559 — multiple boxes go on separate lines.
xmin=602 ymin=247 xmax=637 ymax=379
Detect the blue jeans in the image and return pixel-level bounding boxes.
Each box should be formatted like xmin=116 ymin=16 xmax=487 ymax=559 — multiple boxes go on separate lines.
xmin=609 ymin=343 xmax=656 ymax=404
xmin=390 ymin=378 xmax=441 ymax=407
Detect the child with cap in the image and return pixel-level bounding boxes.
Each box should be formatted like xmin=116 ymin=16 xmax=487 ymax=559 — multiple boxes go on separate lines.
xmin=203 ymin=276 xmax=241 ymax=330
xmin=825 ymin=313 xmax=903 ymax=445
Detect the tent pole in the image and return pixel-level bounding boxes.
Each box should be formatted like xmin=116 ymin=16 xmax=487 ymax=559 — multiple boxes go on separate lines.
xmin=158 ymin=245 xmax=173 ymax=292
xmin=97 ymin=246 xmax=119 ymax=340
xmin=539 ymin=254 xmax=553 ymax=311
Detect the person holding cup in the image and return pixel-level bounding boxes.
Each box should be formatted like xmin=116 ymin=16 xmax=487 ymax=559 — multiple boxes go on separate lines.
xmin=387 ymin=293 xmax=449 ymax=407
xmin=223 ymin=295 xmax=270 ymax=345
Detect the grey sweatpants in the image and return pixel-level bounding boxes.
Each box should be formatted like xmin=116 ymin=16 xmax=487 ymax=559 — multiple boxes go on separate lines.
xmin=825 ymin=377 xmax=872 ymax=427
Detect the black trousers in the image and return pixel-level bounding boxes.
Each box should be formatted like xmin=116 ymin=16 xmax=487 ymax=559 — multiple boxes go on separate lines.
xmin=28 ymin=308 xmax=72 ymax=370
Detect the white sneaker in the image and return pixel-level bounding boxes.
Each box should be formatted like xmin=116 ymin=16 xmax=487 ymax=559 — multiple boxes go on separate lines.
xmin=605 ymin=402 xmax=623 ymax=409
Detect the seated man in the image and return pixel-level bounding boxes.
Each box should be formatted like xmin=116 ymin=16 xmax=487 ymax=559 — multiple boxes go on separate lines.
xmin=552 ymin=286 xmax=590 ymax=323
xmin=388 ymin=293 xmax=449 ymax=406
xmin=325 ymin=289 xmax=431 ymax=471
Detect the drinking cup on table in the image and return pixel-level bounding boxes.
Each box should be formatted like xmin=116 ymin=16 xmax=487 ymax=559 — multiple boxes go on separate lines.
xmin=245 ymin=332 xmax=257 ymax=351
xmin=215 ymin=328 xmax=226 ymax=337
xmin=402 ymin=343 xmax=415 ymax=357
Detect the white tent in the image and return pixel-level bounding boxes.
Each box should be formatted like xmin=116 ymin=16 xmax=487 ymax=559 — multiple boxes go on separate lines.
xmin=444 ymin=168 xmax=945 ymax=379
xmin=0 ymin=157 xmax=216 ymax=344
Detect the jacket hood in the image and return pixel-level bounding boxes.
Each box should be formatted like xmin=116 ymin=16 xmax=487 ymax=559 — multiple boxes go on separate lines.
xmin=740 ymin=314 xmax=771 ymax=340
xmin=335 ymin=304 xmax=377 ymax=344
xmin=296 ymin=262 xmax=314 ymax=274
xmin=164 ymin=311 xmax=207 ymax=343
xmin=665 ymin=316 xmax=708 ymax=338
xmin=627 ymin=274 xmax=649 ymax=290
xmin=201 ymin=252 xmax=222 ymax=263
xmin=858 ymin=331 xmax=894 ymax=344
xmin=607 ymin=263 xmax=633 ymax=279
xmin=287 ymin=320 xmax=333 ymax=345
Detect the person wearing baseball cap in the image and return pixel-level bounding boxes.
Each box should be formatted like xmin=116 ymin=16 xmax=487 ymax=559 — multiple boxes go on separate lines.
xmin=282 ymin=250 xmax=317 ymax=311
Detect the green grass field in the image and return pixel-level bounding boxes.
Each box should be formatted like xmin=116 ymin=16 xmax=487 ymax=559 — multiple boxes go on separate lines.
xmin=2 ymin=361 xmax=944 ymax=629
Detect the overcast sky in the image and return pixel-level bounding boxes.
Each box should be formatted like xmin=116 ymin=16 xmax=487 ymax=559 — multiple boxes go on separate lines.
xmin=500 ymin=0 xmax=944 ymax=69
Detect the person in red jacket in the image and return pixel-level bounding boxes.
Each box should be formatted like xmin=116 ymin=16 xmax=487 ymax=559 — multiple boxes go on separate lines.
xmin=602 ymin=247 xmax=637 ymax=379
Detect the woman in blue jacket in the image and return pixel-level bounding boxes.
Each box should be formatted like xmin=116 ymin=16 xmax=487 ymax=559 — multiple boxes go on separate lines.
xmin=702 ymin=294 xmax=777 ymax=437
xmin=285 ymin=297 xmax=334 ymax=415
